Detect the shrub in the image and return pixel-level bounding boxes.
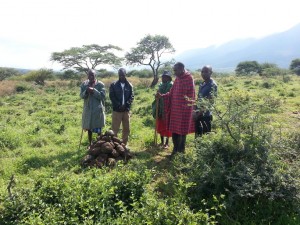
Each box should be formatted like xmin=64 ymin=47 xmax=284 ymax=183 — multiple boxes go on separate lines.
xmin=0 ymin=165 xmax=154 ymax=224
xmin=0 ymin=129 xmax=21 ymax=150
xmin=261 ymin=67 xmax=281 ymax=77
xmin=184 ymin=90 xmax=300 ymax=224
xmin=57 ymin=70 xmax=82 ymax=80
xmin=15 ymin=82 xmax=32 ymax=93
xmin=23 ymin=69 xmax=54 ymax=85
xmin=0 ymin=67 xmax=20 ymax=81
xmin=261 ymin=81 xmax=275 ymax=89
xmin=97 ymin=69 xmax=116 ymax=78
xmin=128 ymin=69 xmax=152 ymax=78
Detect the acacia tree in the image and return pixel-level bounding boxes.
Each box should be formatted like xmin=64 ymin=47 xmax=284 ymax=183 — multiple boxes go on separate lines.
xmin=289 ymin=58 xmax=300 ymax=75
xmin=125 ymin=35 xmax=175 ymax=87
xmin=51 ymin=44 xmax=123 ymax=74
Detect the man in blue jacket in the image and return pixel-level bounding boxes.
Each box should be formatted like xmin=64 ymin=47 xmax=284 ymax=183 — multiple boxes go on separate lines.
xmin=194 ymin=65 xmax=218 ymax=136
xmin=109 ymin=68 xmax=134 ymax=145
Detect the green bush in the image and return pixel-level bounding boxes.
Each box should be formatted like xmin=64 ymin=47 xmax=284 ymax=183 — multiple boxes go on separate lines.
xmin=261 ymin=81 xmax=275 ymax=89
xmin=23 ymin=69 xmax=53 ymax=85
xmin=0 ymin=129 xmax=21 ymax=150
xmin=184 ymin=89 xmax=300 ymax=224
xmin=0 ymin=165 xmax=154 ymax=224
xmin=128 ymin=69 xmax=152 ymax=78
xmin=0 ymin=67 xmax=20 ymax=81
xmin=15 ymin=83 xmax=32 ymax=93
xmin=57 ymin=70 xmax=82 ymax=80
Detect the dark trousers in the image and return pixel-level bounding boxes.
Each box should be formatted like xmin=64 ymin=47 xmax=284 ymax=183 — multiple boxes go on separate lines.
xmin=195 ymin=115 xmax=212 ymax=137
xmin=172 ymin=133 xmax=186 ymax=154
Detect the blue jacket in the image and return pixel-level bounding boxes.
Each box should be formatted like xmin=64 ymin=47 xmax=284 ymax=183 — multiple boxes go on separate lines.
xmin=109 ymin=79 xmax=134 ymax=112
xmin=197 ymin=78 xmax=218 ymax=116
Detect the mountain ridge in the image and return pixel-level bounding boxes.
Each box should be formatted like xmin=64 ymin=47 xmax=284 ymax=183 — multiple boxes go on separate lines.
xmin=175 ymin=23 xmax=300 ymax=72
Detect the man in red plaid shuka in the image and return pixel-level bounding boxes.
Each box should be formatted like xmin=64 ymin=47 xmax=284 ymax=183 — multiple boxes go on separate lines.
xmin=156 ymin=62 xmax=195 ymax=157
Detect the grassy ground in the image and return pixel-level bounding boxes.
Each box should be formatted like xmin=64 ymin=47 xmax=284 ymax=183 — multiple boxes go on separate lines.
xmin=0 ymin=74 xmax=299 ymax=217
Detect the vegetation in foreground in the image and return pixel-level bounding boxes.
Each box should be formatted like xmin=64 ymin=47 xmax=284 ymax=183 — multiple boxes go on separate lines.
xmin=0 ymin=74 xmax=299 ymax=224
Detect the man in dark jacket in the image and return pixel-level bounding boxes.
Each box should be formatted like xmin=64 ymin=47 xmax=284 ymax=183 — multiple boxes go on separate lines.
xmin=109 ymin=68 xmax=134 ymax=145
xmin=194 ymin=65 xmax=217 ymax=136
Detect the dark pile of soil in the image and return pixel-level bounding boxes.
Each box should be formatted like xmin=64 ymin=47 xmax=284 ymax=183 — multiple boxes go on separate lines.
xmin=80 ymin=130 xmax=133 ymax=168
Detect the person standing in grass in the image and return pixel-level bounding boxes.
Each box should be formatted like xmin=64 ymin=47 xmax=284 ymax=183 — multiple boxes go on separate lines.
xmin=156 ymin=62 xmax=195 ymax=156
xmin=153 ymin=71 xmax=173 ymax=148
xmin=109 ymin=68 xmax=134 ymax=145
xmin=194 ymin=65 xmax=218 ymax=136
xmin=80 ymin=69 xmax=106 ymax=145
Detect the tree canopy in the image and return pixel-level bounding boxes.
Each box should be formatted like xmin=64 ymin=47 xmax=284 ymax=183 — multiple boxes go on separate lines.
xmin=125 ymin=35 xmax=175 ymax=87
xmin=51 ymin=44 xmax=123 ymax=74
xmin=0 ymin=67 xmax=20 ymax=81
xmin=235 ymin=61 xmax=261 ymax=76
xmin=289 ymin=58 xmax=300 ymax=75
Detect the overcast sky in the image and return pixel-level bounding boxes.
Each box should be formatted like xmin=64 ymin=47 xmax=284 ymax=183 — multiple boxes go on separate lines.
xmin=1 ymin=0 xmax=300 ymax=70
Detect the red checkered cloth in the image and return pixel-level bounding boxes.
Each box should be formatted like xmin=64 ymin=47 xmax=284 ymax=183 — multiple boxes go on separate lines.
xmin=162 ymin=71 xmax=195 ymax=135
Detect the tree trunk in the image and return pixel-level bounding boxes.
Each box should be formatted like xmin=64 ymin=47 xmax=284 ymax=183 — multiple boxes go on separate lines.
xmin=150 ymin=75 xmax=159 ymax=88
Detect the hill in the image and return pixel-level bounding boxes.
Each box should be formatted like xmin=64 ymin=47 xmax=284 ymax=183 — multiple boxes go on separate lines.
xmin=175 ymin=23 xmax=300 ymax=71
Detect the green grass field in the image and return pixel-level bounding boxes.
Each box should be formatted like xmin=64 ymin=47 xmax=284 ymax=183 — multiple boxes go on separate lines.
xmin=0 ymin=74 xmax=299 ymax=224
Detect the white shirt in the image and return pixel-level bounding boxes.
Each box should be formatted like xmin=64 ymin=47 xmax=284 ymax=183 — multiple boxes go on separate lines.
xmin=120 ymin=83 xmax=125 ymax=105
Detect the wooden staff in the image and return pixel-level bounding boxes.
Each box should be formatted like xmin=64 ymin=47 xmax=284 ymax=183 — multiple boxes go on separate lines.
xmin=154 ymin=97 xmax=159 ymax=146
xmin=78 ymin=128 xmax=84 ymax=152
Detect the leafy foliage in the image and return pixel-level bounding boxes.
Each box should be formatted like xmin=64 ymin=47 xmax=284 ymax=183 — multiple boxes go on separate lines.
xmin=185 ymin=89 xmax=300 ymax=224
xmin=51 ymin=44 xmax=123 ymax=74
xmin=56 ymin=69 xmax=82 ymax=80
xmin=0 ymin=67 xmax=20 ymax=81
xmin=125 ymin=34 xmax=175 ymax=87
xmin=259 ymin=63 xmax=289 ymax=77
xmin=0 ymin=166 xmax=219 ymax=224
xmin=235 ymin=61 xmax=261 ymax=75
xmin=0 ymin=129 xmax=21 ymax=150
xmin=23 ymin=69 xmax=54 ymax=85
xmin=289 ymin=58 xmax=300 ymax=75
xmin=127 ymin=69 xmax=153 ymax=78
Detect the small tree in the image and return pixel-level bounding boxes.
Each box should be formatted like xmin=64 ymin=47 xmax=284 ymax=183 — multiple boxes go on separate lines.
xmin=125 ymin=34 xmax=175 ymax=87
xmin=235 ymin=61 xmax=261 ymax=76
xmin=289 ymin=58 xmax=300 ymax=75
xmin=24 ymin=69 xmax=53 ymax=85
xmin=0 ymin=67 xmax=20 ymax=81
xmin=51 ymin=44 xmax=123 ymax=74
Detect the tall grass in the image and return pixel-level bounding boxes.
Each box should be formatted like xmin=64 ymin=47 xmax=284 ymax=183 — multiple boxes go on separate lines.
xmin=0 ymin=80 xmax=17 ymax=96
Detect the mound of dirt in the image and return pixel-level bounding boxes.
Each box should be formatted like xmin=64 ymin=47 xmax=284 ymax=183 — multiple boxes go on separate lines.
xmin=80 ymin=130 xmax=133 ymax=168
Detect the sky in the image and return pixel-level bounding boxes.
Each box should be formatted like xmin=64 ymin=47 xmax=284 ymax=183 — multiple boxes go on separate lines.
xmin=1 ymin=0 xmax=300 ymax=70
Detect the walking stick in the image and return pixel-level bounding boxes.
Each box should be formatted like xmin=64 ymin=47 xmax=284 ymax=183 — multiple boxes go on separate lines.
xmin=78 ymin=90 xmax=89 ymax=152
xmin=78 ymin=129 xmax=84 ymax=153
xmin=154 ymin=98 xmax=159 ymax=146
